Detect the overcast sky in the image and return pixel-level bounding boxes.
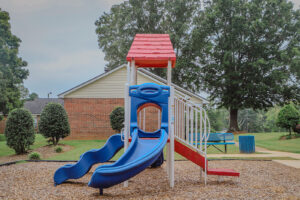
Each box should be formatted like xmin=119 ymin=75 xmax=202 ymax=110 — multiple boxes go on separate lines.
xmin=1 ymin=0 xmax=299 ymax=98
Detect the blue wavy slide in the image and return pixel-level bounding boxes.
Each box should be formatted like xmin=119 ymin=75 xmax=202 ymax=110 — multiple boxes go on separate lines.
xmin=88 ymin=128 xmax=168 ymax=190
xmin=54 ymin=134 xmax=124 ymax=186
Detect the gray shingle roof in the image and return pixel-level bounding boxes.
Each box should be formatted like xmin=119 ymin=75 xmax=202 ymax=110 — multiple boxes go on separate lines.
xmin=24 ymin=98 xmax=64 ymax=115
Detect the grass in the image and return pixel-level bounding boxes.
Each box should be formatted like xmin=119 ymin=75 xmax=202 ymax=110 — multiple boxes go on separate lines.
xmin=1 ymin=131 xmax=299 ymax=162
xmin=0 ymin=134 xmax=48 ymax=157
xmin=49 ymin=140 xmax=187 ymax=161
xmin=235 ymin=132 xmax=300 ymax=153
xmin=48 ymin=140 xmax=107 ymax=160
xmin=208 ymin=156 xmax=298 ymax=160
xmin=0 ymin=134 xmax=5 ymax=142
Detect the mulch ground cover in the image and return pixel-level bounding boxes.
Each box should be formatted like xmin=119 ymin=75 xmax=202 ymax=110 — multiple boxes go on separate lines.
xmin=0 ymin=160 xmax=299 ymax=200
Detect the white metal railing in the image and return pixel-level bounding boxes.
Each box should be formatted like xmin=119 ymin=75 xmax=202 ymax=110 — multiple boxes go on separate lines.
xmin=174 ymin=96 xmax=211 ymax=155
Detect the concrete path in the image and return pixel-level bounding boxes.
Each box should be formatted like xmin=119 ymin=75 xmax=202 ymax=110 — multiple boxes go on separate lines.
xmin=208 ymin=143 xmax=300 ymax=169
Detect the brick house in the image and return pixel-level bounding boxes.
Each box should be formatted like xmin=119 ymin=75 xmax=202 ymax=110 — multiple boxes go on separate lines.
xmin=58 ymin=64 xmax=208 ymax=140
xmin=0 ymin=98 xmax=63 ymax=134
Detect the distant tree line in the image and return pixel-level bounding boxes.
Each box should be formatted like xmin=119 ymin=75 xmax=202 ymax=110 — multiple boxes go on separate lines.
xmin=208 ymin=103 xmax=300 ymax=133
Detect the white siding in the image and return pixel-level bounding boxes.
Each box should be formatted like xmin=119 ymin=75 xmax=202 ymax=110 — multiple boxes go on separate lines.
xmin=65 ymin=67 xmax=127 ymax=98
xmin=64 ymin=66 xmax=203 ymax=104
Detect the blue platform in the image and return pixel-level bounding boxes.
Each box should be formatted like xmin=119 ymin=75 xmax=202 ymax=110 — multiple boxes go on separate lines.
xmin=53 ymin=134 xmax=124 ymax=185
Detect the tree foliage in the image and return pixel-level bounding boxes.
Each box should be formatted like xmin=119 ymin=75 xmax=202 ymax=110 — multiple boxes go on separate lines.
xmin=4 ymin=108 xmax=35 ymax=154
xmin=27 ymin=92 xmax=39 ymax=101
xmin=276 ymin=103 xmax=300 ymax=135
xmin=191 ymin=0 xmax=300 ymax=132
xmin=0 ymin=9 xmax=29 ymax=116
xmin=110 ymin=107 xmax=125 ymax=132
xmin=95 ymin=0 xmax=201 ymax=88
xmin=38 ymin=103 xmax=70 ymax=145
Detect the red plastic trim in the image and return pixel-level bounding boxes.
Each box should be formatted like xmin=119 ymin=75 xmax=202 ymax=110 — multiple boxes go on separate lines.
xmin=174 ymin=139 xmax=207 ymax=169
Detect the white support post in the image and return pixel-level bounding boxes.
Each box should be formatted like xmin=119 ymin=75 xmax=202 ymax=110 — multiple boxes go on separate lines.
xmin=166 ymin=60 xmax=174 ymax=188
xmin=130 ymin=60 xmax=137 ymax=85
xmin=124 ymin=62 xmax=131 ymax=188
xmin=157 ymin=108 xmax=160 ymax=130
xmin=143 ymin=108 xmax=146 ymax=131
xmin=169 ymin=86 xmax=175 ymax=188
xmin=124 ymin=83 xmax=129 ymax=187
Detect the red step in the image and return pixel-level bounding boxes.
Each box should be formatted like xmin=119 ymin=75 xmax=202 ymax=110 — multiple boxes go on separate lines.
xmin=175 ymin=139 xmax=240 ymax=177
xmin=207 ymin=168 xmax=240 ymax=176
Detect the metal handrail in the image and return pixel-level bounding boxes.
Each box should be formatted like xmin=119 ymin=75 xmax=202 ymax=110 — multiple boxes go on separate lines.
xmin=173 ymin=96 xmax=211 ymax=155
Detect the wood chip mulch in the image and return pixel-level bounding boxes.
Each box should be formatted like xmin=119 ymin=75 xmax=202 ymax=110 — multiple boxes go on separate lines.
xmin=0 ymin=160 xmax=299 ymax=200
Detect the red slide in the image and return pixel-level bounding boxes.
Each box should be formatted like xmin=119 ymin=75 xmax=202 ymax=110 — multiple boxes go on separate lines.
xmin=174 ymin=139 xmax=240 ymax=177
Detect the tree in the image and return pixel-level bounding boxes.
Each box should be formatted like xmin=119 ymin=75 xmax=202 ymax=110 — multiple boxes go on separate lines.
xmin=264 ymin=106 xmax=285 ymax=132
xmin=0 ymin=9 xmax=29 ymax=116
xmin=95 ymin=0 xmax=201 ymax=88
xmin=238 ymin=109 xmax=265 ymax=133
xmin=207 ymin=106 xmax=229 ymax=132
xmin=27 ymin=92 xmax=39 ymax=101
xmin=191 ymin=0 xmax=300 ymax=132
xmin=38 ymin=103 xmax=70 ymax=145
xmin=110 ymin=107 xmax=124 ymax=132
xmin=4 ymin=108 xmax=35 ymax=154
xmin=276 ymin=103 xmax=300 ymax=135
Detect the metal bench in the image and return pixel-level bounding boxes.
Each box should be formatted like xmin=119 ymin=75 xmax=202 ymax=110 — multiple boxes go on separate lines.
xmin=189 ymin=133 xmax=235 ymax=153
xmin=206 ymin=133 xmax=235 ymax=153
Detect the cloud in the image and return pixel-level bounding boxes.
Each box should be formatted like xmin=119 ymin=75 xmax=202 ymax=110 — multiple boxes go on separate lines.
xmin=24 ymin=49 xmax=107 ymax=97
xmin=0 ymin=0 xmax=127 ymax=97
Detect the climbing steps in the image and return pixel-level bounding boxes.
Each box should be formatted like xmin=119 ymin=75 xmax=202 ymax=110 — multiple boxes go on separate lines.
xmin=175 ymin=139 xmax=240 ymax=177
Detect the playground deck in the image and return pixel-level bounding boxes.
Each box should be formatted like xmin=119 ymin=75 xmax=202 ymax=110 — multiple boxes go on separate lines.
xmin=1 ymin=161 xmax=299 ymax=199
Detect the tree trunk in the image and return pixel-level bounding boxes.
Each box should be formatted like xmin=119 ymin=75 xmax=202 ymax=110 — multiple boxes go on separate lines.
xmin=55 ymin=136 xmax=60 ymax=145
xmin=228 ymin=108 xmax=240 ymax=132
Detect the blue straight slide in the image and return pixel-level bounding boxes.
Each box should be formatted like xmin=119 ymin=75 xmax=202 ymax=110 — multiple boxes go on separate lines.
xmin=54 ymin=134 xmax=124 ymax=186
xmin=88 ymin=128 xmax=168 ymax=189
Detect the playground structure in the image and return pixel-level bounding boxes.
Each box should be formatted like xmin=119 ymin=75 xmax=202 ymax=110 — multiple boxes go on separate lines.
xmin=53 ymin=34 xmax=239 ymax=195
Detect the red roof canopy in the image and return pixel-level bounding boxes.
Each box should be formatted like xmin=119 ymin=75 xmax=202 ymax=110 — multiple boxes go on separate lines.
xmin=126 ymin=34 xmax=176 ymax=68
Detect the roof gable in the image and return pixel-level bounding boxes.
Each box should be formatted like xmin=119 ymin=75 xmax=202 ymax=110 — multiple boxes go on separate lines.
xmin=58 ymin=65 xmax=208 ymax=103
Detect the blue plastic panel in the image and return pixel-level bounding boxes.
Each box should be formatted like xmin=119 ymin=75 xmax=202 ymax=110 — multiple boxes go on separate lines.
xmin=88 ymin=128 xmax=168 ymax=189
xmin=129 ymin=83 xmax=170 ymax=135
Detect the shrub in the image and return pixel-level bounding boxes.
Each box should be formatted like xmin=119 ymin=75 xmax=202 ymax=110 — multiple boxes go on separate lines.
xmin=28 ymin=152 xmax=41 ymax=160
xmin=110 ymin=107 xmax=124 ymax=132
xmin=276 ymin=103 xmax=300 ymax=135
xmin=38 ymin=103 xmax=70 ymax=145
xmin=55 ymin=146 xmax=63 ymax=153
xmin=4 ymin=108 xmax=35 ymax=154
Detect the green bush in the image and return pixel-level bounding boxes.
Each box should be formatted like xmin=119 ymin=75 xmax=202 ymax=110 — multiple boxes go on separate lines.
xmin=38 ymin=103 xmax=70 ymax=145
xmin=55 ymin=146 xmax=63 ymax=153
xmin=28 ymin=152 xmax=41 ymax=160
xmin=110 ymin=107 xmax=124 ymax=132
xmin=4 ymin=108 xmax=35 ymax=154
xmin=276 ymin=103 xmax=300 ymax=135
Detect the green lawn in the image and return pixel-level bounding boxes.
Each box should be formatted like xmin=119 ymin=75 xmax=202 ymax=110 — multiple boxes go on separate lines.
xmin=235 ymin=132 xmax=300 ymax=153
xmin=49 ymin=139 xmax=240 ymax=161
xmin=0 ymin=134 xmax=5 ymax=142
xmin=1 ymin=132 xmax=299 ymax=162
xmin=49 ymin=140 xmax=186 ymax=161
xmin=0 ymin=134 xmax=48 ymax=157
xmin=49 ymin=140 xmax=107 ymax=160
